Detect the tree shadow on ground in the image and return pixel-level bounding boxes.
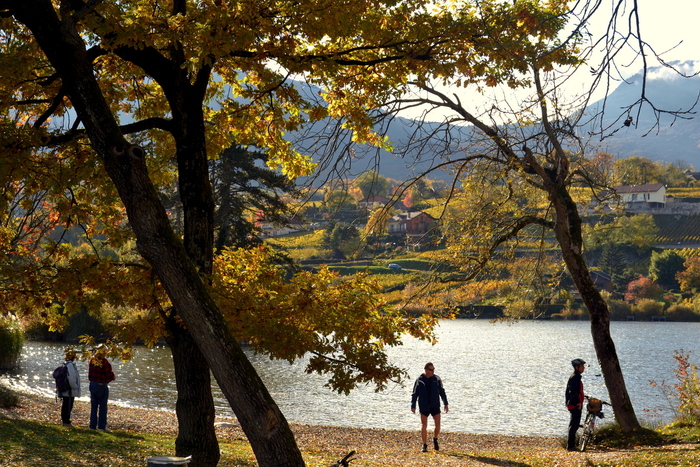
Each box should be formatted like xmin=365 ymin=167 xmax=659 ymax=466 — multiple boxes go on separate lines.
xmin=446 ymin=452 xmax=531 ymax=466
xmin=0 ymin=418 xmax=152 ymax=466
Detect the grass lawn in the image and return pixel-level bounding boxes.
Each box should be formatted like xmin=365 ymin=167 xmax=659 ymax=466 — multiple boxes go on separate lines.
xmin=0 ymin=419 xmax=262 ymax=467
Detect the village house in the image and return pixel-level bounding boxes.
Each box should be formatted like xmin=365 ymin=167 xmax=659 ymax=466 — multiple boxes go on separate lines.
xmin=386 ymin=211 xmax=436 ymax=239
xmin=614 ymin=183 xmax=666 ymax=207
xmin=256 ymin=215 xmax=305 ymax=237
xmin=358 ymin=195 xmax=391 ymax=209
xmin=594 ymin=183 xmax=667 ymax=210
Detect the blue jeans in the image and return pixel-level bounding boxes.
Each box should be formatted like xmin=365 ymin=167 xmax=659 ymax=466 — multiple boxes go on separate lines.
xmin=89 ymin=381 xmax=109 ymax=429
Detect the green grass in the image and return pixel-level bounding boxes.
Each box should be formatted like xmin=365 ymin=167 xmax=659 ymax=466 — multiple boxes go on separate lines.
xmin=1 ymin=419 xmax=180 ymax=467
xmin=0 ymin=419 xmax=337 ymax=467
xmin=658 ymin=419 xmax=700 ymax=444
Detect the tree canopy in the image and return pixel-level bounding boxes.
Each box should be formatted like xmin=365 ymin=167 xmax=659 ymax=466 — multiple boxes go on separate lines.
xmin=4 ymin=0 xmax=567 ymax=464
xmin=0 ymin=0 xmax=688 ymax=462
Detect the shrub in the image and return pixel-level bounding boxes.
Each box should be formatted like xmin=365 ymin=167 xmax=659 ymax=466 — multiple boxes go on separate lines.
xmin=550 ymin=307 xmax=588 ymax=320
xmin=666 ymin=304 xmax=700 ymax=322
xmin=0 ymin=382 xmax=19 ymax=408
xmin=0 ymin=316 xmax=23 ymax=371
xmin=606 ymin=298 xmax=632 ymax=321
xmin=651 ymin=350 xmax=700 ymax=425
xmin=625 ymin=275 xmax=664 ymax=302
xmin=675 ymin=351 xmax=700 ymax=423
xmin=631 ymin=298 xmax=665 ymax=320
xmin=504 ymin=299 xmax=535 ymax=319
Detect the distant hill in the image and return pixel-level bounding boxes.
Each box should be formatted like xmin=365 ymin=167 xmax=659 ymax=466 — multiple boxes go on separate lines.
xmin=306 ymin=61 xmax=700 ymax=182
xmin=583 ymin=60 xmax=700 ymax=167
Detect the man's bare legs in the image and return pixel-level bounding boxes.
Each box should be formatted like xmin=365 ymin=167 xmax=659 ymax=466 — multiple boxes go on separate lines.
xmin=420 ymin=413 xmax=442 ymax=451
xmin=433 ymin=413 xmax=441 ymax=439
xmin=420 ymin=413 xmax=429 ymax=444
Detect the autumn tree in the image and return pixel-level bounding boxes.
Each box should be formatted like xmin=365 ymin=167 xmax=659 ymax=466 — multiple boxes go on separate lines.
xmin=624 ymin=276 xmax=664 ymax=303
xmin=648 ymin=250 xmax=685 ymax=291
xmin=586 ymin=214 xmax=659 ymax=252
xmin=1 ymin=0 xmax=531 ymax=464
xmin=365 ymin=205 xmax=398 ymax=238
xmin=658 ymin=160 xmax=694 ymax=188
xmin=677 ymin=256 xmax=700 ymax=292
xmin=304 ymin=0 xmax=697 ymax=433
xmin=210 ymin=246 xmax=435 ymax=393
xmin=613 ymin=156 xmax=661 ymax=186
xmin=0 ymin=1 xmax=449 ymax=464
xmin=352 ymin=170 xmax=391 ymax=199
xmin=1 ymin=0 xmax=682 ymax=456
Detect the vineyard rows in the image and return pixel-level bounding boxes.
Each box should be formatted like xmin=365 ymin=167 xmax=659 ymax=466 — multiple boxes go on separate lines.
xmin=667 ymin=187 xmax=700 ymax=198
xmin=655 ymin=214 xmax=700 ymax=246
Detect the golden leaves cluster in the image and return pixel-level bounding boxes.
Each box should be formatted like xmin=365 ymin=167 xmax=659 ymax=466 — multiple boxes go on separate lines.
xmin=211 ymin=245 xmax=437 ymax=393
xmin=30 ymin=1 xmax=579 ymax=173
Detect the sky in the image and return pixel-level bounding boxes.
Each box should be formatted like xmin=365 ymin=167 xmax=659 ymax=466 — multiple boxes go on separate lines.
xmin=401 ymin=0 xmax=700 ymax=122
xmin=559 ymin=0 xmax=700 ymax=107
xmin=569 ymin=0 xmax=700 ymax=92
xmin=633 ymin=0 xmax=700 ymax=63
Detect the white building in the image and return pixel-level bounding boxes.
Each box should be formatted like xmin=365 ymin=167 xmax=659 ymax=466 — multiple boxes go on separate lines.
xmin=599 ymin=183 xmax=667 ymax=209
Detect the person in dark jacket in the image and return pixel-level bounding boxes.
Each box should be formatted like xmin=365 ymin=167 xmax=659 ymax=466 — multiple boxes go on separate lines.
xmin=411 ymin=362 xmax=449 ymax=452
xmin=565 ymin=358 xmax=586 ymax=451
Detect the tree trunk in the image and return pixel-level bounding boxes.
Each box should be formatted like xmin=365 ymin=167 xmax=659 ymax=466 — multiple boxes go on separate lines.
xmin=550 ymin=186 xmax=642 ymax=432
xmin=164 ymin=317 xmax=220 ymax=467
xmin=12 ymin=3 xmax=306 ymax=465
xmin=165 ymin=53 xmax=221 ymax=466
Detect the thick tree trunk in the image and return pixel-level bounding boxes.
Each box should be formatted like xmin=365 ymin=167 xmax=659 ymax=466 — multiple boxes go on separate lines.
xmin=166 ymin=57 xmax=221 ymax=466
xmin=550 ymin=187 xmax=642 ymax=432
xmin=164 ymin=318 xmax=220 ymax=467
xmin=12 ymin=3 xmax=306 ymax=465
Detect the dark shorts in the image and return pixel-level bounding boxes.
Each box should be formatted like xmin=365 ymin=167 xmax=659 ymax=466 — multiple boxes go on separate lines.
xmin=420 ymin=407 xmax=441 ymax=417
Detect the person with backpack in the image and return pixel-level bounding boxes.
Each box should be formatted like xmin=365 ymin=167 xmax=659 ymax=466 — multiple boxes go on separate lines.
xmin=88 ymin=344 xmax=115 ymax=431
xmin=56 ymin=348 xmax=81 ymax=427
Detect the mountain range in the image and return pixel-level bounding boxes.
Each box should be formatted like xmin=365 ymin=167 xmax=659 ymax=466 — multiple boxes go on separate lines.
xmin=336 ymin=61 xmax=700 ymax=182
xmin=584 ymin=60 xmax=700 ymax=167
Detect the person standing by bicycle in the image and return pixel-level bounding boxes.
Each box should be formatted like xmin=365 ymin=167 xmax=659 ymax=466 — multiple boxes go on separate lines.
xmin=411 ymin=362 xmax=449 ymax=453
xmin=565 ymin=358 xmax=586 ymax=452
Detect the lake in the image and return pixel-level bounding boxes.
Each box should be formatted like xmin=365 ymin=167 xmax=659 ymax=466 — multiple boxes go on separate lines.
xmin=2 ymin=320 xmax=698 ymax=437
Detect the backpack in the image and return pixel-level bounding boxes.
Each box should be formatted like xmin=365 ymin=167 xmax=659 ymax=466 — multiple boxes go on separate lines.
xmin=53 ymin=363 xmax=71 ymax=395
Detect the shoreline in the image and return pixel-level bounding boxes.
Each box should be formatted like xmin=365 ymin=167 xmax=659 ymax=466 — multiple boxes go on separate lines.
xmin=2 ymin=390 xmax=686 ymax=467
xmin=2 ymin=390 xmax=558 ymax=442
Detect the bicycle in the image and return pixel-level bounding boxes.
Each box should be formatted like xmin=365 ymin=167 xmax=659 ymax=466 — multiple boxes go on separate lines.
xmin=579 ymin=395 xmax=612 ymax=451
xmin=329 ymin=450 xmax=356 ymax=467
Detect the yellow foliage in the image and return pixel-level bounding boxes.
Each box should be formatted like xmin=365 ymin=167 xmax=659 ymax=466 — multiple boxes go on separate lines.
xmin=211 ymin=246 xmax=437 ymax=393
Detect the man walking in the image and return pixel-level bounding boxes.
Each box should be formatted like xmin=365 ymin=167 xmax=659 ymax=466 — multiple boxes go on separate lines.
xmin=565 ymin=358 xmax=586 ymax=451
xmin=411 ymin=362 xmax=449 ymax=452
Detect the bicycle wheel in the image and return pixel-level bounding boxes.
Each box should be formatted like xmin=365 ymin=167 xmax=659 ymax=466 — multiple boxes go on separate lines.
xmin=579 ymin=414 xmax=595 ymax=452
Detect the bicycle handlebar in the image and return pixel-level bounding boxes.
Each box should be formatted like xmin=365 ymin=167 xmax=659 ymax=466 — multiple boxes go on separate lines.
xmin=329 ymin=450 xmax=356 ymax=467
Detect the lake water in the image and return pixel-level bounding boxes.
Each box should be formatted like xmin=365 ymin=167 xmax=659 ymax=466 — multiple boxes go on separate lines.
xmin=2 ymin=320 xmax=699 ymax=437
